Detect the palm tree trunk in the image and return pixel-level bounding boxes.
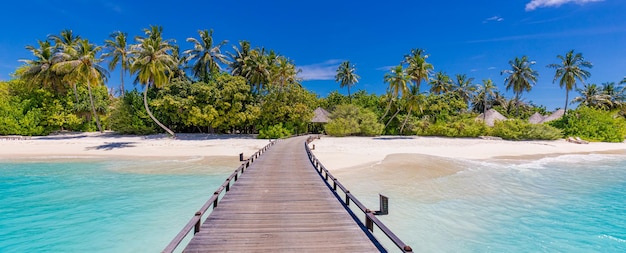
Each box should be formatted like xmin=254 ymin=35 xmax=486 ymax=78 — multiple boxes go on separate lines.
xmin=380 ymin=99 xmax=392 ymax=123
xmin=72 ymin=83 xmax=80 ymax=104
xmin=385 ymin=107 xmax=400 ymax=129
xmin=86 ymin=80 xmax=103 ymax=133
xmin=347 ymin=85 xmax=352 ymax=104
xmin=400 ymin=105 xmax=413 ymax=134
xmin=483 ymin=94 xmax=488 ymax=121
xmin=564 ymin=89 xmax=569 ymax=115
xmin=143 ymin=82 xmax=176 ymax=137
xmin=120 ymin=66 xmax=125 ymax=97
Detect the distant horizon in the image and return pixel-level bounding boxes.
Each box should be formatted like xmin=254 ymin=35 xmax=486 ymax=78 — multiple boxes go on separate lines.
xmin=1 ymin=0 xmax=625 ymax=111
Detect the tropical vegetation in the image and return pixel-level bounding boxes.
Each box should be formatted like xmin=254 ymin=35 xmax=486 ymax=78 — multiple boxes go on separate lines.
xmin=2 ymin=26 xmax=626 ymax=142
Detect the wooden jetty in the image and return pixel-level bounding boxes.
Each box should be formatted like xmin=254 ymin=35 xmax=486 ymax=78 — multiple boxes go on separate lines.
xmin=164 ymin=136 xmax=411 ymax=252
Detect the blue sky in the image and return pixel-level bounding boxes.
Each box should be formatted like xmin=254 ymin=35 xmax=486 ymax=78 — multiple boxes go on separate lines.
xmin=1 ymin=0 xmax=625 ymax=110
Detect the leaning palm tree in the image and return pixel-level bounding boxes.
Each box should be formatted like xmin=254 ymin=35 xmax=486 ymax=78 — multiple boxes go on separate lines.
xmin=547 ymin=50 xmax=592 ymax=114
xmin=381 ymin=64 xmax=410 ymax=127
xmin=502 ymin=56 xmax=538 ymax=116
xmin=429 ymin=71 xmax=452 ymax=95
xmin=184 ymin=29 xmax=229 ymax=82
xmin=335 ymin=60 xmax=360 ymax=103
xmin=19 ymin=40 xmax=64 ymax=92
xmin=400 ymin=84 xmax=423 ymax=134
xmin=103 ymin=31 xmax=129 ymax=97
xmin=129 ymin=25 xmax=177 ymax=137
xmin=404 ymin=48 xmax=433 ymax=93
xmin=53 ymin=39 xmax=109 ymax=133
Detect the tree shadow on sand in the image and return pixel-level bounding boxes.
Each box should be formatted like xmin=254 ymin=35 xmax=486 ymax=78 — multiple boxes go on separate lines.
xmin=86 ymin=142 xmax=136 ymax=150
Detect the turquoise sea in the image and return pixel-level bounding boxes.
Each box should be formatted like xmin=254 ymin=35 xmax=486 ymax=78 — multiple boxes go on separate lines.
xmin=1 ymin=154 xmax=625 ymax=252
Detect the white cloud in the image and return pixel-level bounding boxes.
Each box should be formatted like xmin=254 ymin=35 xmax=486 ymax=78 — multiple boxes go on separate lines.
xmin=487 ymin=67 xmax=497 ymax=70
xmin=525 ymin=0 xmax=603 ymax=11
xmin=483 ymin=16 xmax=504 ymax=23
xmin=298 ymin=59 xmax=342 ymax=81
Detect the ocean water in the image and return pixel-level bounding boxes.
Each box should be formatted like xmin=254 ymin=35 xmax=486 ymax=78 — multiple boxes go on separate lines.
xmin=1 ymin=155 xmax=625 ymax=252
xmin=0 ymin=158 xmax=234 ymax=252
xmin=336 ymin=154 xmax=626 ymax=252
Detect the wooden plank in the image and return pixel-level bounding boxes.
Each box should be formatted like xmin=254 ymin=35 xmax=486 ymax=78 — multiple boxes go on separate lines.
xmin=182 ymin=136 xmax=379 ymax=252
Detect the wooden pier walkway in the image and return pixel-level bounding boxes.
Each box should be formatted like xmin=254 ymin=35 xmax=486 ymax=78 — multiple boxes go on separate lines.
xmin=182 ymin=136 xmax=380 ymax=252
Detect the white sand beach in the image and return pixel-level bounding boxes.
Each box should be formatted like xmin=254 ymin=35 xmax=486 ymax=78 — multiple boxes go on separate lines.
xmin=310 ymin=136 xmax=626 ymax=171
xmin=0 ymin=132 xmax=271 ymax=162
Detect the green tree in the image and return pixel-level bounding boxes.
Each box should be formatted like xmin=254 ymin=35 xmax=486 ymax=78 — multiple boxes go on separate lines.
xmin=429 ymin=71 xmax=452 ymax=95
xmin=103 ymin=31 xmax=129 ymax=97
xmin=601 ymin=82 xmax=625 ymax=108
xmin=451 ymin=74 xmax=476 ymax=107
xmin=335 ymin=60 xmax=360 ymax=103
xmin=572 ymin=83 xmax=611 ymax=109
xmin=129 ymin=25 xmax=177 ymax=137
xmin=474 ymin=79 xmax=498 ymax=118
xmin=404 ymin=48 xmax=433 ymax=93
xmin=53 ymin=39 xmax=109 ymax=132
xmin=381 ymin=64 xmax=409 ymax=127
xmin=400 ymin=84 xmax=423 ymax=134
xmin=48 ymin=29 xmax=82 ymax=102
xmin=502 ymin=56 xmax=538 ymax=117
xmin=19 ymin=40 xmax=64 ymax=92
xmin=547 ymin=50 xmax=592 ymax=114
xmin=184 ymin=29 xmax=229 ymax=82
xmin=270 ymin=56 xmax=301 ymax=90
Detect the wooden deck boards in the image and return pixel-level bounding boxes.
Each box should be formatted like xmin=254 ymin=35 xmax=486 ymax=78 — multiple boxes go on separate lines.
xmin=183 ymin=136 xmax=379 ymax=253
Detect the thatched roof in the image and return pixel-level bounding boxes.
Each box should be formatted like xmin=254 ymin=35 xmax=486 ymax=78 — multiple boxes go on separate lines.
xmin=540 ymin=109 xmax=565 ymax=123
xmin=311 ymin=107 xmax=331 ymax=123
xmin=476 ymin=109 xmax=507 ymax=127
xmin=528 ymin=112 xmax=545 ymax=124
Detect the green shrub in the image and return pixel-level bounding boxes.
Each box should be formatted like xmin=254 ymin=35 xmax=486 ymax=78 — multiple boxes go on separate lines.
xmin=108 ymin=90 xmax=156 ymax=135
xmin=492 ymin=119 xmax=561 ymax=140
xmin=550 ymin=106 xmax=626 ymax=142
xmin=324 ymin=104 xmax=383 ymax=137
xmin=415 ymin=117 xmax=487 ymax=138
xmin=258 ymin=123 xmax=292 ymax=139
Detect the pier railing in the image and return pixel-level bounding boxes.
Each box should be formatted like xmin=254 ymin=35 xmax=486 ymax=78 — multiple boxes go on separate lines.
xmin=161 ymin=140 xmax=277 ymax=253
xmin=305 ymin=136 xmax=413 ymax=252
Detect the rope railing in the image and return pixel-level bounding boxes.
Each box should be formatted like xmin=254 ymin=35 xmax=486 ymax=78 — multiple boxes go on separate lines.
xmin=305 ymin=136 xmax=413 ymax=253
xmin=161 ymin=140 xmax=278 ymax=253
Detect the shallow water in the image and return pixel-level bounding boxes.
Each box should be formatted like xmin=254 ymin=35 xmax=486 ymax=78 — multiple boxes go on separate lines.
xmin=0 ymin=159 xmax=234 ymax=252
xmin=1 ymin=154 xmax=625 ymax=252
xmin=335 ymin=154 xmax=626 ymax=252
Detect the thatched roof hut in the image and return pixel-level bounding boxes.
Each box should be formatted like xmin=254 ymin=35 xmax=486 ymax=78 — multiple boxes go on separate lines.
xmin=540 ymin=109 xmax=565 ymax=123
xmin=476 ymin=109 xmax=507 ymax=127
xmin=528 ymin=112 xmax=545 ymax=124
xmin=311 ymin=107 xmax=331 ymax=123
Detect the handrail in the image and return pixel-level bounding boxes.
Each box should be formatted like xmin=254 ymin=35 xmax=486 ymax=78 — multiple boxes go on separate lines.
xmin=162 ymin=139 xmax=278 ymax=253
xmin=305 ymin=136 xmax=413 ymax=252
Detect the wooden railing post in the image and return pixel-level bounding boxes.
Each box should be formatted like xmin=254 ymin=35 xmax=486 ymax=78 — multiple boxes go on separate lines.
xmin=194 ymin=212 xmax=201 ymax=234
xmin=365 ymin=210 xmax=374 ymax=232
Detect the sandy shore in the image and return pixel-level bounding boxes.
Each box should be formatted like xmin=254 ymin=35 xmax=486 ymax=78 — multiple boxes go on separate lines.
xmin=310 ymin=136 xmax=626 ymax=171
xmin=0 ymin=132 xmax=271 ymax=162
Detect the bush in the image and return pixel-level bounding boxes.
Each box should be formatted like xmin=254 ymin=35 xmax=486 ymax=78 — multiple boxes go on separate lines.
xmin=324 ymin=104 xmax=383 ymax=137
xmin=550 ymin=106 xmax=626 ymax=142
xmin=492 ymin=119 xmax=561 ymax=140
xmin=108 ymin=90 xmax=156 ymax=135
xmin=415 ymin=117 xmax=487 ymax=138
xmin=258 ymin=123 xmax=292 ymax=139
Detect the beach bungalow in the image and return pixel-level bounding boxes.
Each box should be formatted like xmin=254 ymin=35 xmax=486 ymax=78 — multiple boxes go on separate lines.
xmin=528 ymin=112 xmax=545 ymax=124
xmin=309 ymin=107 xmax=331 ymax=133
xmin=476 ymin=109 xmax=507 ymax=127
xmin=540 ymin=109 xmax=565 ymax=124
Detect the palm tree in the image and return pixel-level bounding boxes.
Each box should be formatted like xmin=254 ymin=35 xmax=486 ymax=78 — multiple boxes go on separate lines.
xmin=547 ymin=50 xmax=592 ymax=114
xmin=129 ymin=25 xmax=177 ymax=137
xmin=184 ymin=29 xmax=229 ymax=82
xmin=400 ymin=84 xmax=423 ymax=134
xmin=429 ymin=71 xmax=452 ymax=95
xmin=49 ymin=29 xmax=82 ymax=102
xmin=103 ymin=31 xmax=129 ymax=97
xmin=572 ymin=83 xmax=611 ymax=109
xmin=271 ymin=56 xmax=301 ymax=90
xmin=381 ymin=64 xmax=410 ymax=127
xmin=53 ymin=39 xmax=108 ymax=132
xmin=404 ymin=48 xmax=433 ymax=93
xmin=602 ymin=82 xmax=625 ymax=108
xmin=475 ymin=79 xmax=497 ymax=119
xmin=19 ymin=40 xmax=64 ymax=92
xmin=502 ymin=56 xmax=538 ymax=116
xmin=335 ymin=60 xmax=360 ymax=103
xmin=452 ymin=74 xmax=476 ymax=107
xmin=229 ymin=40 xmax=252 ymax=77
